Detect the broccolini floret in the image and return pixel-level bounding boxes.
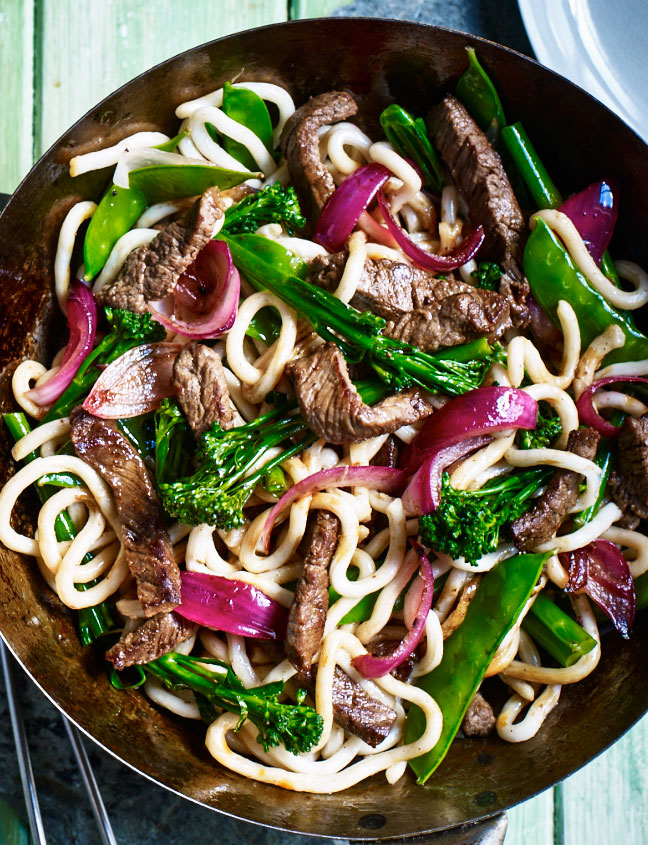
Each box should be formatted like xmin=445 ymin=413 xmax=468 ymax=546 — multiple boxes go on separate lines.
xmin=112 ymin=653 xmax=323 ymax=755
xmin=471 ymin=261 xmax=502 ymax=290
xmin=44 ymin=307 xmax=166 ymax=421
xmin=419 ymin=466 xmax=553 ymax=565
xmin=223 ymin=183 xmax=306 ymax=235
xmin=516 ymin=406 xmax=563 ymax=450
xmin=155 ymin=399 xmax=315 ymax=529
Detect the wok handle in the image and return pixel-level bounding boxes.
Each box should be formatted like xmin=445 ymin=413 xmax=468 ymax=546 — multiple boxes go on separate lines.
xmin=356 ymin=812 xmax=507 ymax=845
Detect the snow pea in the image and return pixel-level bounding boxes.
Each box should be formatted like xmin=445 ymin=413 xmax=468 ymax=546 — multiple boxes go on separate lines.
xmin=456 ymin=46 xmax=506 ymax=143
xmin=83 ymin=184 xmax=147 ymax=280
xmin=406 ymin=551 xmax=549 ymax=783
xmin=379 ymin=104 xmax=444 ymax=192
xmin=522 ymin=593 xmax=597 ymax=667
xmin=221 ymin=81 xmax=274 ymax=171
xmin=524 ymin=218 xmax=648 ymax=366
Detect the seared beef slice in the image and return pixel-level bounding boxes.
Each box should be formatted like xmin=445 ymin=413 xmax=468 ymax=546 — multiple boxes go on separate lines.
xmin=309 ymin=254 xmax=510 ymax=351
xmin=610 ymin=413 xmax=648 ymax=520
xmin=286 ymin=342 xmax=434 ymax=444
xmin=286 ymin=510 xmax=340 ymax=676
xmin=172 ymin=342 xmax=235 ymax=435
xmin=510 ymin=427 xmax=600 ymax=551
xmin=106 ymin=611 xmax=195 ymax=669
xmin=96 ymin=187 xmax=223 ymax=313
xmin=281 ymin=91 xmax=357 ymax=221
xmin=70 ymin=407 xmax=181 ymax=615
xmin=428 ymin=94 xmax=529 ymax=325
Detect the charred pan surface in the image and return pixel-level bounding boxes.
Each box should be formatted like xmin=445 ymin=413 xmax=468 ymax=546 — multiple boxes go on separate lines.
xmin=172 ymin=341 xmax=235 ymax=435
xmin=106 ymin=611 xmax=196 ymax=669
xmin=95 ymin=187 xmax=223 ymax=313
xmin=286 ymin=342 xmax=434 ymax=444
xmin=428 ymin=94 xmax=529 ymax=326
xmin=280 ymin=91 xmax=358 ymax=222
xmin=286 ymin=510 xmax=340 ymax=676
xmin=330 ymin=667 xmax=397 ymax=747
xmin=69 ymin=407 xmax=181 ymax=616
xmin=609 ymin=414 xmax=648 ymax=521
xmin=510 ymin=427 xmax=600 ymax=551
xmin=308 ymin=253 xmax=510 ymax=351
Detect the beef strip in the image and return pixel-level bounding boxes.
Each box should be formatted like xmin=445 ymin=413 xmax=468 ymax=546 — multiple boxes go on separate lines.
xmin=172 ymin=342 xmax=235 ymax=435
xmin=286 ymin=342 xmax=434 ymax=444
xmin=95 ymin=187 xmax=223 ymax=313
xmin=70 ymin=407 xmax=181 ymax=616
xmin=280 ymin=91 xmax=358 ymax=222
xmin=461 ymin=691 xmax=496 ymax=737
xmin=371 ymin=434 xmax=401 ymax=468
xmin=330 ymin=667 xmax=397 ymax=747
xmin=428 ymin=94 xmax=529 ymax=326
xmin=609 ymin=413 xmax=648 ymax=521
xmin=286 ymin=510 xmax=340 ymax=676
xmin=106 ymin=611 xmax=195 ymax=670
xmin=308 ymin=253 xmax=510 ymax=351
xmin=510 ymin=427 xmax=600 ymax=551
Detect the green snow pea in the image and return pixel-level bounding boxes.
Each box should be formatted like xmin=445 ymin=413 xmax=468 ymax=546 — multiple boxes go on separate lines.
xmin=456 ymin=46 xmax=506 ymax=143
xmin=406 ymin=551 xmax=549 ymax=783
xmin=524 ymin=218 xmax=648 ymax=365
xmin=222 ymin=81 xmax=274 ymax=171
xmin=83 ymin=184 xmax=147 ymax=280
xmin=522 ymin=593 xmax=597 ymax=667
xmin=379 ymin=104 xmax=444 ymax=192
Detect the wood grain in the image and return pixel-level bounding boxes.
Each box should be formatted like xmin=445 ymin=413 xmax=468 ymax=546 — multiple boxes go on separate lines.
xmin=290 ymin=0 xmax=347 ymax=17
xmin=0 ymin=0 xmax=34 ymax=193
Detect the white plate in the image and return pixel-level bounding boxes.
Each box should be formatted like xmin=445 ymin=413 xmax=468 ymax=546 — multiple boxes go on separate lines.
xmin=518 ymin=0 xmax=648 ymax=142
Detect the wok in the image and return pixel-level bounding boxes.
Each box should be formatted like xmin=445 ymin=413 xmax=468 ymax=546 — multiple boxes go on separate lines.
xmin=0 ymin=17 xmax=647 ymax=843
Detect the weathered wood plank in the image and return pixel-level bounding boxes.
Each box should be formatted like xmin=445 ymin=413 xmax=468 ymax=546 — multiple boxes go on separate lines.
xmin=290 ymin=0 xmax=347 ymax=18
xmin=0 ymin=0 xmax=34 ymax=193
xmin=35 ymin=0 xmax=286 ymax=156
xmin=507 ymin=788 xmax=555 ymax=845
xmin=563 ymin=718 xmax=648 ymax=845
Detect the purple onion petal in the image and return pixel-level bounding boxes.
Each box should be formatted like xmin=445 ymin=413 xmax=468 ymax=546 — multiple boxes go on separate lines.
xmin=262 ymin=465 xmax=406 ymax=552
xmin=559 ymin=179 xmax=618 ymax=266
xmin=353 ymin=540 xmax=433 ymax=678
xmin=576 ymin=376 xmax=648 ymax=437
xmin=177 ymin=571 xmax=287 ymax=640
xmin=561 ymin=539 xmax=635 ymax=639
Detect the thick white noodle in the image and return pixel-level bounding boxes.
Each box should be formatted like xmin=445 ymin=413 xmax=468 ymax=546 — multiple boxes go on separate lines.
xmin=507 ymin=300 xmax=580 ymax=390
xmin=54 ymin=201 xmax=97 ymax=312
xmin=69 ymin=131 xmax=169 ymax=177
xmin=505 ymin=445 xmax=602 ymax=512
xmin=324 ymin=122 xmax=372 ymax=174
xmin=368 ymin=141 xmax=421 ymax=214
xmin=135 ymin=201 xmax=184 ymax=228
xmin=11 ymin=361 xmax=48 ymax=419
xmin=532 ymin=210 xmax=648 ymax=309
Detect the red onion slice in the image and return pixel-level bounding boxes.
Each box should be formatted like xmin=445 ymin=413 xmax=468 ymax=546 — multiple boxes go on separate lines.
xmin=82 ymin=341 xmax=182 ymax=418
xmin=262 ymin=465 xmax=406 ymax=552
xmin=176 ymin=571 xmax=287 ymax=640
xmin=400 ymin=386 xmax=538 ymax=475
xmin=26 ymin=280 xmax=97 ymax=406
xmin=314 ymin=163 xmax=391 ymax=252
xmin=576 ymin=375 xmax=648 ymax=437
xmin=561 ymin=539 xmax=635 ymax=639
xmin=559 ymin=179 xmax=618 ymax=266
xmin=401 ymin=435 xmax=491 ymax=516
xmin=353 ymin=540 xmax=433 ymax=678
xmin=376 ymin=190 xmax=485 ymax=272
xmin=149 ymin=240 xmax=240 ymax=339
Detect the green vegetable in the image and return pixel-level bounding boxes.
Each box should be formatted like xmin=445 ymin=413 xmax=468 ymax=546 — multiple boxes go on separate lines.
xmin=522 ymin=593 xmax=597 ymax=667
xmin=43 ymin=307 xmax=166 ymax=422
xmin=83 ymin=184 xmax=147 ymax=280
xmin=155 ymin=399 xmax=315 ymax=529
xmin=154 ymin=130 xmax=189 ymax=153
xmin=3 ymin=412 xmax=115 ymax=646
xmin=471 ymin=260 xmax=502 ymax=291
xmin=635 ymin=571 xmax=648 ymax=610
xmin=418 ymin=466 xmax=553 ymax=566
xmin=223 ymin=183 xmax=306 ymax=235
xmin=221 ymin=233 xmax=498 ymax=396
xmin=116 ymin=653 xmax=323 ymax=755
xmin=128 ymin=163 xmax=258 ymax=205
xmin=407 ymin=551 xmax=549 ymax=783
xmin=261 ymin=464 xmax=288 ymax=497
xmin=516 ymin=405 xmax=562 ymax=450
xmin=221 ymin=81 xmax=275 ymax=171
xmin=379 ymin=104 xmax=444 ymax=192
xmin=500 ymin=122 xmax=562 ymax=209
xmin=572 ymin=448 xmax=613 ymax=530
xmin=246 ymin=306 xmax=281 ymax=345
xmin=456 ymin=46 xmax=506 ymax=143
xmin=524 ymin=218 xmax=648 ymax=366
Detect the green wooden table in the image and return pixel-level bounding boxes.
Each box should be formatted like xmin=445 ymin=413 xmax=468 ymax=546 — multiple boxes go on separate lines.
xmin=0 ymin=2 xmax=645 ymax=843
